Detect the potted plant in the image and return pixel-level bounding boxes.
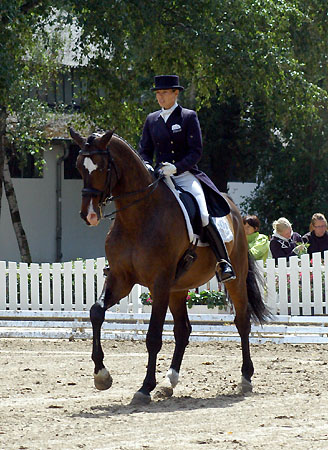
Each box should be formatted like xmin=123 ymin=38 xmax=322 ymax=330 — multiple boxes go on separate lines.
xmin=139 ymin=289 xmax=228 ymax=313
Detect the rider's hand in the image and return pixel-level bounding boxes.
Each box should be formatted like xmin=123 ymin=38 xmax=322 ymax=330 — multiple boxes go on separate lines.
xmin=145 ymin=162 xmax=154 ymax=172
xmin=160 ymin=162 xmax=177 ymax=177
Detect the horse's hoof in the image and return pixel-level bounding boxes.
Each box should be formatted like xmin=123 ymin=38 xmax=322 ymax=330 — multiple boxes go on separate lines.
xmin=94 ymin=368 xmax=113 ymax=390
xmin=153 ymin=385 xmax=173 ymax=400
xmin=130 ymin=391 xmax=151 ymax=405
xmin=236 ymin=376 xmax=252 ymax=395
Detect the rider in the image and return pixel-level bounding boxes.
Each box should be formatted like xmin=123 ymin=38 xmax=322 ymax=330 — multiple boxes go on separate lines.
xmin=138 ymin=74 xmax=235 ymax=283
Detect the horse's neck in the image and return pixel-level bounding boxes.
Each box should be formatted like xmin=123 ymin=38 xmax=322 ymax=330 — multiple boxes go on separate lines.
xmin=110 ymin=141 xmax=153 ymax=204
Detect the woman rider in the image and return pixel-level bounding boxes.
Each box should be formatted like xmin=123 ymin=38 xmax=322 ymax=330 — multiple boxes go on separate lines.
xmin=138 ymin=74 xmax=235 ymax=283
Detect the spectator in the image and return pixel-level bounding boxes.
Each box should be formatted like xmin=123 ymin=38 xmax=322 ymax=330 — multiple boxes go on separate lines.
xmin=243 ymin=215 xmax=270 ymax=262
xmin=270 ymin=217 xmax=302 ymax=261
xmin=302 ymin=213 xmax=328 ymax=258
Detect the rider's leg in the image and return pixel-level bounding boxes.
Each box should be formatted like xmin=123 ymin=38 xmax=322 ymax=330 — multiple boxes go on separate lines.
xmin=172 ymin=172 xmax=235 ymax=282
xmin=204 ymin=216 xmax=236 ymax=283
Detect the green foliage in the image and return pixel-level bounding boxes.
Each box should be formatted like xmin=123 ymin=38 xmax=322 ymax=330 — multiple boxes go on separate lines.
xmin=139 ymin=292 xmax=152 ymax=306
xmin=186 ymin=290 xmax=227 ymax=309
xmin=0 ymin=2 xmax=72 ymax=163
xmin=67 ymin=0 xmax=327 ymax=144
xmin=140 ymin=290 xmax=228 ymax=310
xmin=241 ymin=118 xmax=328 ymax=236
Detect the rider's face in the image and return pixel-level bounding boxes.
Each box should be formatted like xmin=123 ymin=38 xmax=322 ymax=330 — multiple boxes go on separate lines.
xmin=155 ymin=89 xmax=179 ymax=109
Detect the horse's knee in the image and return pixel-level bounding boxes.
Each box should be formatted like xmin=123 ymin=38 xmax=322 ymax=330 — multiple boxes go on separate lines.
xmin=90 ymin=302 xmax=105 ymax=325
xmin=174 ymin=317 xmax=192 ymax=343
xmin=146 ymin=331 xmax=162 ymax=355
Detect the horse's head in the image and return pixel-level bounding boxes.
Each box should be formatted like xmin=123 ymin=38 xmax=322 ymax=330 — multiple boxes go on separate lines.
xmin=69 ymin=128 xmax=115 ymax=226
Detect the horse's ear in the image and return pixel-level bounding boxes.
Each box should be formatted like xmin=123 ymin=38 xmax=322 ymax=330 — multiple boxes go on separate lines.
xmin=98 ymin=129 xmax=115 ymax=150
xmin=69 ymin=127 xmax=86 ymax=148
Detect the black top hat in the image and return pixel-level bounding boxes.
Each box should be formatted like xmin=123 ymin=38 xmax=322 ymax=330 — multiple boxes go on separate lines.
xmin=151 ymin=75 xmax=184 ymax=91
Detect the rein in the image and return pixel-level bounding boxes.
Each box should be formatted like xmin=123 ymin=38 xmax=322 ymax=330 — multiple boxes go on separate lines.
xmin=102 ymin=175 xmax=163 ymax=220
xmin=80 ymin=147 xmax=163 ymax=220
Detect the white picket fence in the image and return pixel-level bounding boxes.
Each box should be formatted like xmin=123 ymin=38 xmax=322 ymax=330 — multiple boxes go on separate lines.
xmin=1 ymin=252 xmax=328 ymax=343
xmin=0 ymin=257 xmax=219 ymax=313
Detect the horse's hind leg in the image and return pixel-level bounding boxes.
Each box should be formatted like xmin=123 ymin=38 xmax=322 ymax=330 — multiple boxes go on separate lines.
xmin=90 ymin=269 xmax=132 ymax=390
xmin=227 ymin=282 xmax=254 ymax=393
xmin=155 ymin=291 xmax=191 ymax=399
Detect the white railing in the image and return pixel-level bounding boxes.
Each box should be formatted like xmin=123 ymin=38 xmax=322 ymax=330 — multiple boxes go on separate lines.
xmin=1 ymin=252 xmax=328 ymax=316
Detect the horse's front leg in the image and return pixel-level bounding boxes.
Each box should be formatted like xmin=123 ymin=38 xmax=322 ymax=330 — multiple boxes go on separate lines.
xmin=90 ymin=269 xmax=131 ymax=391
xmin=154 ymin=291 xmax=191 ymax=399
xmin=131 ymin=284 xmax=170 ymax=405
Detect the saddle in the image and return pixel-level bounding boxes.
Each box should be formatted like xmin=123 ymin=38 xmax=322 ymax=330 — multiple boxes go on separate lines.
xmin=168 ymin=178 xmax=203 ymax=280
xmin=170 ymin=178 xmax=203 ymax=237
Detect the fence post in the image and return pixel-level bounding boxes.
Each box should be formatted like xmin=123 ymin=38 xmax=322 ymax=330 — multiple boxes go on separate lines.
xmin=63 ymin=261 xmax=73 ymax=311
xmin=19 ymin=262 xmax=29 ymax=310
xmin=30 ymin=263 xmax=40 ymax=310
xmin=300 ymin=254 xmax=311 ymax=314
xmin=74 ymin=260 xmax=84 ymax=311
xmin=277 ymin=258 xmax=288 ymax=315
xmin=324 ymin=251 xmax=328 ymax=313
xmin=85 ymin=259 xmax=95 ymax=308
xmin=96 ymin=257 xmax=106 ymax=300
xmin=41 ymin=263 xmax=51 ymax=310
xmin=312 ymin=252 xmax=323 ymax=314
xmin=266 ymin=258 xmax=277 ymax=314
xmin=8 ymin=262 xmax=18 ymax=310
xmin=52 ymin=263 xmax=62 ymax=310
xmin=289 ymin=256 xmax=300 ymax=315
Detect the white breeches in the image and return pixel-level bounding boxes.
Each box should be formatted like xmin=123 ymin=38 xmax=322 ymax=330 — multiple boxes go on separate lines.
xmin=172 ymin=171 xmax=209 ymax=226
xmin=169 ymin=171 xmax=233 ymax=243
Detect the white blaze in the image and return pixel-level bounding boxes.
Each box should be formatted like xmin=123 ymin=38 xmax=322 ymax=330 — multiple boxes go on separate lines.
xmin=87 ymin=199 xmax=99 ymax=226
xmin=87 ymin=199 xmax=95 ymax=215
xmin=84 ymin=157 xmax=98 ymax=174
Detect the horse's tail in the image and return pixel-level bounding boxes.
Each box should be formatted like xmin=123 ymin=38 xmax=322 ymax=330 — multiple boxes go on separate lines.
xmin=246 ymin=254 xmax=272 ymax=324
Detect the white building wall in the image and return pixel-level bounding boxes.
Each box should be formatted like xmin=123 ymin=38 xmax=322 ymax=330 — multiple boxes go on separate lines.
xmin=227 ymin=181 xmax=256 ymax=210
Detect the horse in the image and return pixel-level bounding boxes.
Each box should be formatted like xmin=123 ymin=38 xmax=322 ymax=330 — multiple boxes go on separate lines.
xmin=69 ymin=128 xmax=270 ymax=404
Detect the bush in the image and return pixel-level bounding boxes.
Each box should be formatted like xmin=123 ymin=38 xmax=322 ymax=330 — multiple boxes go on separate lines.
xmin=140 ymin=289 xmax=228 ymax=310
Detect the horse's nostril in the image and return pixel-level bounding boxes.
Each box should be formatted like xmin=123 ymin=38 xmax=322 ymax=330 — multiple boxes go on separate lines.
xmin=87 ymin=212 xmax=99 ymax=226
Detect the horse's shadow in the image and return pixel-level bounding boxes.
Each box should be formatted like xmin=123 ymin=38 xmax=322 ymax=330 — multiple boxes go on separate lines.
xmin=71 ymin=392 xmax=251 ymax=419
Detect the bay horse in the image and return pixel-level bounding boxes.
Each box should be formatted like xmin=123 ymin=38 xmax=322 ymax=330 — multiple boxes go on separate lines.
xmin=70 ymin=128 xmax=269 ymax=404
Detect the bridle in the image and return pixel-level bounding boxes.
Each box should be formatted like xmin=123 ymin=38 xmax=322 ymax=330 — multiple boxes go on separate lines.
xmin=79 ymin=146 xmax=163 ymax=220
xmin=80 ymin=147 xmax=115 ymax=208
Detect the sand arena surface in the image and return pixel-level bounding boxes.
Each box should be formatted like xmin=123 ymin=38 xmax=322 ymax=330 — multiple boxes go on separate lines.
xmin=0 ymin=338 xmax=328 ymax=449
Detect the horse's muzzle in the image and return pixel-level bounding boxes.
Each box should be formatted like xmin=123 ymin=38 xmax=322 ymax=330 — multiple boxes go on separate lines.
xmin=80 ymin=210 xmax=94 ymax=226
xmin=87 ymin=212 xmax=99 ymax=226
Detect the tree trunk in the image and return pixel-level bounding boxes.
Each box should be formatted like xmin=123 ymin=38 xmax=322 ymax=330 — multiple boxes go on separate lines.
xmin=0 ymin=106 xmax=7 ymax=220
xmin=0 ymin=137 xmax=4 ymax=220
xmin=3 ymin=154 xmax=32 ymax=263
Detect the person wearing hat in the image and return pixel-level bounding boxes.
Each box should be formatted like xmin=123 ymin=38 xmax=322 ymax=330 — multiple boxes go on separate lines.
xmin=138 ymin=74 xmax=235 ymax=283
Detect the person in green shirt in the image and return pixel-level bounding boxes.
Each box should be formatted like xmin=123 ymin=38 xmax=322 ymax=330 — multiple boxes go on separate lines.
xmin=243 ymin=215 xmax=270 ymax=262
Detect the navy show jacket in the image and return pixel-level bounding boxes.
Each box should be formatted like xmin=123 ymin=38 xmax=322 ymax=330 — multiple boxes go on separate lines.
xmin=138 ymin=105 xmax=202 ymax=175
xmin=138 ymin=105 xmax=230 ymax=217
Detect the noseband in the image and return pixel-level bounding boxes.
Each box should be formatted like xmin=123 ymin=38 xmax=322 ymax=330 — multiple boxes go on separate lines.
xmin=80 ymin=147 xmax=115 ymax=214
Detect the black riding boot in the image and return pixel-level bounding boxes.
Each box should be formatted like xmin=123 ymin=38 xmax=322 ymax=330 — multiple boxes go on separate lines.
xmin=204 ymin=216 xmax=236 ymax=283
